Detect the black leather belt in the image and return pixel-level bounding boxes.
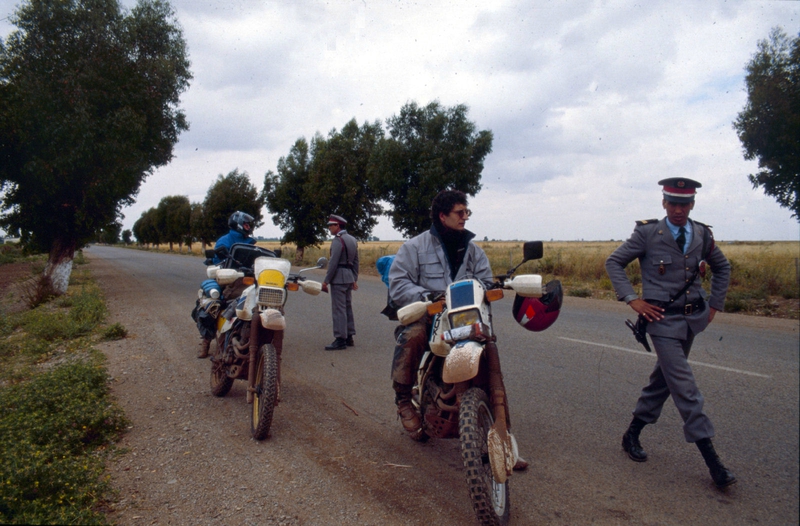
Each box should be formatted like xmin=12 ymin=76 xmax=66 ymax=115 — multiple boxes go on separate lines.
xmin=652 ymin=298 xmax=706 ymax=316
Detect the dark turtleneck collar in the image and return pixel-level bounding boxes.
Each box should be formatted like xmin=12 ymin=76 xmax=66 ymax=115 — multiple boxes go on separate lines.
xmin=431 ymin=222 xmax=475 ymax=280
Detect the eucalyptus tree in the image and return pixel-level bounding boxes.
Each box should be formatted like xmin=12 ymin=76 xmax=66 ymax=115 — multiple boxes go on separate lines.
xmin=307 ymin=118 xmax=384 ymax=240
xmin=202 ymin=169 xmax=263 ymax=239
xmin=0 ymin=0 xmax=192 ymax=294
xmin=155 ymin=195 xmax=191 ymax=251
xmin=734 ymin=27 xmax=800 ymax=219
xmin=262 ymin=138 xmax=319 ymax=261
xmin=369 ymin=101 xmax=493 ymax=237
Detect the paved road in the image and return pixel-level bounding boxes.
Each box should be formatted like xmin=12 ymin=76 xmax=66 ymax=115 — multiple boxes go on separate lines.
xmin=87 ymin=245 xmax=799 ymax=525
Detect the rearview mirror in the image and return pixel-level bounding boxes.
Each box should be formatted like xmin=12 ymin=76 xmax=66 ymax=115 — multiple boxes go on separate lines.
xmin=523 ymin=241 xmax=543 ymax=262
xmin=316 ymin=257 xmax=328 ymax=270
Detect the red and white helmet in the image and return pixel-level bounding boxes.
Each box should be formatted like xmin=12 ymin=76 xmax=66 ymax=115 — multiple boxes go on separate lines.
xmin=512 ymin=280 xmax=563 ymax=332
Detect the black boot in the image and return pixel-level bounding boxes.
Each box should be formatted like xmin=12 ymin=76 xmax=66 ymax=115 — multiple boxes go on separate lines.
xmin=696 ymin=438 xmax=737 ymax=488
xmin=622 ymin=417 xmax=648 ymax=462
xmin=324 ymin=338 xmax=347 ymax=351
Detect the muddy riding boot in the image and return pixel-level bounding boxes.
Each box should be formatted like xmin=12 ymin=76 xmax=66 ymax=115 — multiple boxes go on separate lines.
xmin=393 ymin=382 xmax=421 ymax=434
xmin=696 ymin=438 xmax=737 ymax=488
xmin=396 ymin=400 xmax=421 ymax=434
xmin=197 ymin=338 xmax=211 ymax=359
xmin=622 ymin=417 xmax=648 ymax=462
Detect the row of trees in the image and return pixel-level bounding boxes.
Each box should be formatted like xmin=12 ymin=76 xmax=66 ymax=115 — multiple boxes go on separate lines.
xmin=131 ymin=169 xmax=262 ymax=251
xmin=127 ymin=101 xmax=493 ymax=260
xmin=262 ymin=101 xmax=492 ymax=259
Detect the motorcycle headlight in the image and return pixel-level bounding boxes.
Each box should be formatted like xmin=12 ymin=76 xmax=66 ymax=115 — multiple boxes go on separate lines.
xmin=449 ymin=308 xmax=481 ymax=329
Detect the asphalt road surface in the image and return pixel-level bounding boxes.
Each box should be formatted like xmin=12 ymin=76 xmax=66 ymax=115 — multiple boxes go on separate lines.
xmin=87 ymin=245 xmax=799 ymax=525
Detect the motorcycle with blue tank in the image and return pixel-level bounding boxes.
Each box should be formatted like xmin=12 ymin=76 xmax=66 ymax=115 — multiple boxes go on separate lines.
xmin=196 ymin=243 xmax=326 ymax=440
xmin=395 ymin=241 xmax=562 ymax=526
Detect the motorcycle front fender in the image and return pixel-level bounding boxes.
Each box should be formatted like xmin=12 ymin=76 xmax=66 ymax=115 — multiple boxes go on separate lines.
xmin=442 ymin=341 xmax=483 ymax=384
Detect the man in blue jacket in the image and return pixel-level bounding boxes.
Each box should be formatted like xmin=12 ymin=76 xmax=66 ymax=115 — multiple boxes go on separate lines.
xmin=211 ymin=211 xmax=256 ymax=265
xmin=198 ymin=211 xmax=256 ymax=358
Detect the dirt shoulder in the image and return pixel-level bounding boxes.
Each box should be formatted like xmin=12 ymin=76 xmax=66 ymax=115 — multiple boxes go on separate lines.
xmin=88 ymin=250 xmax=475 ymax=525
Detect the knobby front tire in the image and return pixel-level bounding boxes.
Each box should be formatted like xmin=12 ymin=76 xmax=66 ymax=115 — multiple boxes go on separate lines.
xmin=459 ymin=387 xmax=510 ymax=526
xmin=251 ymin=343 xmax=278 ymax=440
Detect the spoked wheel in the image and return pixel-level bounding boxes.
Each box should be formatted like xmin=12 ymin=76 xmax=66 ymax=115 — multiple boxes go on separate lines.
xmin=210 ymin=357 xmax=233 ymax=397
xmin=459 ymin=387 xmax=510 ymax=526
xmin=251 ymin=343 xmax=278 ymax=440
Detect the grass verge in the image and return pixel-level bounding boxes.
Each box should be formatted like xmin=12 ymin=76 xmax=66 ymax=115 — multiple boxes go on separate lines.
xmin=0 ymin=246 xmax=128 ymax=525
xmin=131 ymin=239 xmax=799 ymax=319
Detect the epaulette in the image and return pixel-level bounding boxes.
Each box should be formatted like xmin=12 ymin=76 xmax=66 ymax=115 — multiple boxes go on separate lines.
xmin=693 ymin=220 xmax=712 ymax=229
xmin=635 ymin=219 xmax=659 ymax=226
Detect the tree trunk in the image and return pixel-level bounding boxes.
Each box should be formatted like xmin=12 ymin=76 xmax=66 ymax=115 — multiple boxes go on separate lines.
xmin=295 ymin=246 xmax=305 ymax=264
xmin=45 ymin=239 xmax=76 ymax=296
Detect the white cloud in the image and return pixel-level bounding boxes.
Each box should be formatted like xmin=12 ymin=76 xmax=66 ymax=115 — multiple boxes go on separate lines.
xmin=1 ymin=0 xmax=797 ymax=241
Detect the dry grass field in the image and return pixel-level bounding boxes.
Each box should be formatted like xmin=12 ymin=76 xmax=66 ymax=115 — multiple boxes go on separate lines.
xmin=138 ymin=239 xmax=800 ymax=319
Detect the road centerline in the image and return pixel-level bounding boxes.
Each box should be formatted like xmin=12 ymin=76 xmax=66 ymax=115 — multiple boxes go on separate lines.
xmin=559 ymin=337 xmax=772 ymax=379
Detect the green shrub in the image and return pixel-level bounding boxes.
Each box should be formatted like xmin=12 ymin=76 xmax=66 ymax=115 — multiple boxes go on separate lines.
xmin=0 ymin=358 xmax=127 ymax=524
xmin=101 ymin=323 xmax=127 ymax=341
xmin=568 ymin=287 xmax=593 ymax=298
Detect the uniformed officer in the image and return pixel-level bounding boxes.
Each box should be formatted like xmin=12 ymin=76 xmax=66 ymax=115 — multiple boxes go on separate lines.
xmin=322 ymin=215 xmax=359 ymax=350
xmin=605 ymin=177 xmax=736 ymax=489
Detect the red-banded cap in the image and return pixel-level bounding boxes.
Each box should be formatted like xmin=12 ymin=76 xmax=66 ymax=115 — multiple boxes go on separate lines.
xmin=658 ymin=177 xmax=701 ymax=203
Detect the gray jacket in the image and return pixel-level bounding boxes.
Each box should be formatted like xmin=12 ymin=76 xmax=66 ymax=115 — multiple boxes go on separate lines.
xmin=605 ymin=217 xmax=731 ymax=338
xmin=325 ymin=230 xmax=359 ymax=285
xmin=389 ymin=226 xmax=493 ymax=308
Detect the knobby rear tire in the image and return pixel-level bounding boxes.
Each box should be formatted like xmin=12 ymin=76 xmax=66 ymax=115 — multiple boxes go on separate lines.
xmin=251 ymin=343 xmax=278 ymax=440
xmin=459 ymin=387 xmax=510 ymax=526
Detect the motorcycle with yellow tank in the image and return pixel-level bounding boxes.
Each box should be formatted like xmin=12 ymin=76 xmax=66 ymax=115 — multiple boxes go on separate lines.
xmin=201 ymin=243 xmax=326 ymax=439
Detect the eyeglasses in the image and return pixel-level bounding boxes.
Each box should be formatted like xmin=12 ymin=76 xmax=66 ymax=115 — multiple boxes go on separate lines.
xmin=450 ymin=208 xmax=472 ymax=218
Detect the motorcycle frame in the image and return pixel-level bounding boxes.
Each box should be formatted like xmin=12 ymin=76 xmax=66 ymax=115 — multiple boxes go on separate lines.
xmin=414 ymin=284 xmax=511 ymax=439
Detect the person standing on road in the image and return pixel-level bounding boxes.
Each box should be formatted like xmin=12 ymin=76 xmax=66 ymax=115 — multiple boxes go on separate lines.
xmin=387 ymin=189 xmax=528 ymax=470
xmin=322 ymin=214 xmax=359 ymax=351
xmin=605 ymin=177 xmax=736 ymax=489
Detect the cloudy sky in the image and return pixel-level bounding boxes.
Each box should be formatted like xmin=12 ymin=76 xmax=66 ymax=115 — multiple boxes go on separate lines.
xmin=2 ymin=0 xmax=798 ymax=241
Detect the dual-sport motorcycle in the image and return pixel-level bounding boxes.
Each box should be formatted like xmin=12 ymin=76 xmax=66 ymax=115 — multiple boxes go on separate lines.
xmin=198 ymin=243 xmax=326 ymax=440
xmin=396 ymin=241 xmax=562 ymax=526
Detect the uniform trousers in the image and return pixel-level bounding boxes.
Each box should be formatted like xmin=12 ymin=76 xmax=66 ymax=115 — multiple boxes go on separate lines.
xmin=330 ymin=283 xmax=355 ymax=340
xmin=632 ymin=331 xmax=715 ymax=443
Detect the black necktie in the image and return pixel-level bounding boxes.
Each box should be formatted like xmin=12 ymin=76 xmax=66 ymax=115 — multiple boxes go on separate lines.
xmin=676 ymin=227 xmax=686 ymax=253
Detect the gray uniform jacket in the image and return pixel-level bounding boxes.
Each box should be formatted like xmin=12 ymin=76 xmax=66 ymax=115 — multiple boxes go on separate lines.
xmin=389 ymin=227 xmax=493 ymax=308
xmin=325 ymin=230 xmax=359 ymax=285
xmin=605 ymin=218 xmax=730 ymax=339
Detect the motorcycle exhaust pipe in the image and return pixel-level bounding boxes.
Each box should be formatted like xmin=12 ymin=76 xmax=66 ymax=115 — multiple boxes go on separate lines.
xmin=231 ymin=335 xmax=250 ymax=359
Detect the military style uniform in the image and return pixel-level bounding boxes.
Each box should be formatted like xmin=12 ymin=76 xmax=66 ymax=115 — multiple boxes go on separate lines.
xmin=606 ymin=217 xmax=730 ymax=439
xmin=605 ymin=177 xmax=737 ymax=488
xmin=323 ymin=215 xmax=358 ymax=349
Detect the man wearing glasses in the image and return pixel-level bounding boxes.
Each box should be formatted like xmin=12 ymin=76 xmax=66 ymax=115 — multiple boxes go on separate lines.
xmin=388 ymin=190 xmax=493 ymax=436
